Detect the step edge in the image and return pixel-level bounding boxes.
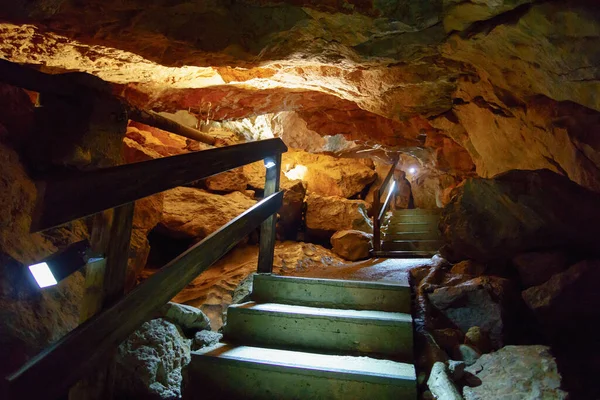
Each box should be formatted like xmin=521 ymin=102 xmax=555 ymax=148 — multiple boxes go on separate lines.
xmin=253 ymin=274 xmax=410 ymax=290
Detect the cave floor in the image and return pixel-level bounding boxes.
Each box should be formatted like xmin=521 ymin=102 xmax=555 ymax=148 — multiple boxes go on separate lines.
xmin=283 ymin=257 xmax=434 ymax=286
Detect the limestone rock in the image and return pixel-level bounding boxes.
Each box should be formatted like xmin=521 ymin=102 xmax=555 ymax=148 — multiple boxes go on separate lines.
xmin=283 ymin=150 xmax=376 ymax=198
xmin=204 ymin=168 xmax=248 ymax=192
xmin=447 ymin=360 xmax=466 ymax=382
xmin=305 ymin=193 xmax=372 ymax=235
xmin=450 ymin=260 xmax=486 ymax=277
xmin=428 ymin=276 xmax=514 ymax=348
xmin=133 ymin=193 xmax=164 ymax=232
xmin=454 ymin=344 xmax=481 ymax=367
xmin=432 ymin=328 xmax=464 ymax=355
xmin=512 ymin=251 xmax=569 ymax=288
xmin=277 ymin=179 xmax=306 ymax=240
xmin=330 ymin=230 xmax=372 ymax=261
xmin=231 ymin=273 xmax=256 ymax=305
xmin=440 ymin=169 xmax=600 ymax=262
xmin=247 ymin=150 xmax=376 ymax=199
xmin=115 ymin=319 xmax=191 ymax=400
xmin=158 ymin=302 xmax=211 ymax=332
xmin=427 ymin=362 xmax=462 ymax=400
xmin=463 ymin=345 xmax=567 ymax=400
xmin=127 ymin=229 xmax=151 ymax=288
xmin=522 ymin=259 xmax=600 ymax=334
xmin=411 ymin=172 xmax=455 ymax=209
xmin=465 ymin=326 xmax=492 ymax=354
xmin=160 ymin=187 xmax=256 ymax=240
xmin=443 ymin=0 xmax=534 ymax=32
xmin=193 ymin=330 xmax=223 ymax=351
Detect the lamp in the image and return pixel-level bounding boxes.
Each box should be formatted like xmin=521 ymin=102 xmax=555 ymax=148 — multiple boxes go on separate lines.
xmin=28 ymin=240 xmax=103 ymax=288
xmin=264 ymin=158 xmax=276 ymax=169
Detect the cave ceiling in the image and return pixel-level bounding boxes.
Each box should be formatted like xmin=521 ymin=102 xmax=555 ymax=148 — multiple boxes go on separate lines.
xmin=0 ymin=0 xmax=599 ymax=187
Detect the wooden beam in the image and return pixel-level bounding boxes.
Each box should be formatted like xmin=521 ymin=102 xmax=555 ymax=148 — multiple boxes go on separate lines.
xmin=128 ymin=108 xmax=216 ymax=146
xmin=257 ymin=154 xmax=281 ymax=273
xmin=31 ymin=138 xmax=287 ymax=232
xmin=5 ymin=191 xmax=283 ymax=400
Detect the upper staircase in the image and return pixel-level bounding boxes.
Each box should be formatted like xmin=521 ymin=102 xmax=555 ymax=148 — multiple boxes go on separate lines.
xmin=187 ymin=274 xmax=417 ymax=399
xmin=374 ymin=208 xmax=443 ymax=258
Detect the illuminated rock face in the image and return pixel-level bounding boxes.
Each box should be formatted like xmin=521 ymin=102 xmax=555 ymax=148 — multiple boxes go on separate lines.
xmin=0 ymin=1 xmax=598 ymax=190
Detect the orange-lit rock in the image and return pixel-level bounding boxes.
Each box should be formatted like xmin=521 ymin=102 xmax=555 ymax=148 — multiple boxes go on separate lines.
xmin=160 ymin=187 xmax=256 ymax=240
xmin=305 ymin=193 xmax=372 ymax=235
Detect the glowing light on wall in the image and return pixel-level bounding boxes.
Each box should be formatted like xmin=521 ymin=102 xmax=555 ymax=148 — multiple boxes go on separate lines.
xmin=408 ymin=167 xmax=417 ymax=174
xmin=284 ymin=164 xmax=308 ymax=181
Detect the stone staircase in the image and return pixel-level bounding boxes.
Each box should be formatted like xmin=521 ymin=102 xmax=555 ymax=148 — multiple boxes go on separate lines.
xmin=375 ymin=208 xmax=443 ymax=258
xmin=187 ymin=274 xmax=417 ymax=399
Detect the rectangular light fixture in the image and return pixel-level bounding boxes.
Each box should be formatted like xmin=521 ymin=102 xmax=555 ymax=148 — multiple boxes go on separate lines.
xmin=264 ymin=160 xmax=276 ymax=169
xmin=27 ymin=240 xmax=103 ymax=289
xmin=28 ymin=262 xmax=58 ymax=288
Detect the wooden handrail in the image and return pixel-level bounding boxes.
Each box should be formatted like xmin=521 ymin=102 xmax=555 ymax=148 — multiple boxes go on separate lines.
xmin=31 ymin=138 xmax=287 ymax=232
xmin=372 ymin=163 xmax=397 ymax=252
xmin=4 ymin=191 xmax=284 ymax=400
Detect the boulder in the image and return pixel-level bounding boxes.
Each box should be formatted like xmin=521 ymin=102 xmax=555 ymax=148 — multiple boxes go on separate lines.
xmin=283 ymin=150 xmax=376 ymax=198
xmin=512 ymin=251 xmax=569 ymax=288
xmin=465 ymin=326 xmax=492 ymax=354
xmin=522 ymin=259 xmax=600 ymax=334
xmin=204 ymin=168 xmax=248 ymax=192
xmin=305 ymin=193 xmax=372 ymax=236
xmin=246 ymin=150 xmax=376 ymax=199
xmin=193 ymin=330 xmax=223 ymax=351
xmin=277 ymin=179 xmax=306 ymax=240
xmin=427 ymin=362 xmax=462 ymax=400
xmin=432 ymin=328 xmax=464 ymax=355
xmin=127 ymin=229 xmax=151 ymax=288
xmin=428 ymin=276 xmax=514 ymax=348
xmin=440 ymin=169 xmax=600 ymax=262
xmin=160 ymin=187 xmax=256 ymax=240
xmin=158 ymin=302 xmax=211 ymax=332
xmin=463 ymin=345 xmax=567 ymax=400
xmin=115 ymin=319 xmax=191 ymax=399
xmin=133 ymin=193 xmax=164 ymax=232
xmin=330 ymin=230 xmax=372 ymax=261
xmin=450 ymin=260 xmax=486 ymax=277
xmin=454 ymin=344 xmax=481 ymax=366
xmin=123 ymin=125 xmax=190 ymax=163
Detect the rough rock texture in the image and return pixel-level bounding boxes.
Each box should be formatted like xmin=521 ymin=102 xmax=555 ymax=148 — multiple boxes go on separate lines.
xmin=204 ymin=169 xmax=248 ymax=193
xmin=512 ymin=251 xmax=569 ymax=288
xmin=465 ymin=326 xmax=492 ymax=354
xmin=450 ymin=260 xmax=486 ymax=277
xmin=305 ymin=193 xmax=372 ymax=235
xmin=330 ymin=230 xmax=372 ymax=261
xmin=427 ymin=362 xmax=462 ymax=400
xmin=158 ymin=302 xmax=211 ymax=332
xmin=463 ymin=345 xmax=567 ymax=400
xmin=283 ymin=150 xmax=376 ymax=198
xmin=441 ymin=169 xmax=600 ymax=262
xmin=454 ymin=344 xmax=481 ymax=367
xmin=141 ymin=242 xmax=349 ymax=330
xmin=115 ymin=319 xmax=191 ymax=400
xmin=160 ymin=187 xmax=256 ymax=240
xmin=193 ymin=330 xmax=222 ymax=351
xmin=277 ymin=179 xmax=306 ymax=240
xmin=124 ymin=125 xmax=191 ymax=163
xmin=522 ymin=259 xmax=600 ymax=334
xmin=428 ymin=276 xmax=514 ymax=348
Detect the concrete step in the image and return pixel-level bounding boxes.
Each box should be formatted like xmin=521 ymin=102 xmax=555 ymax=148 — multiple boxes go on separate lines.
xmin=252 ymin=274 xmax=411 ymax=313
xmin=382 ymin=222 xmax=437 ymax=233
xmin=224 ymin=302 xmax=413 ymax=360
xmin=391 ymin=208 xmax=441 ymax=216
xmin=189 ymin=343 xmax=417 ymax=399
xmin=383 ymin=231 xmax=441 ymax=240
xmin=386 ymin=214 xmax=440 ymax=223
xmin=372 ymin=250 xmax=437 ymax=258
xmin=381 ymin=240 xmax=443 ymax=252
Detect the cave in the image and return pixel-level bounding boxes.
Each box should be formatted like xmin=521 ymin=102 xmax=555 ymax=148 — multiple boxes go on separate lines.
xmin=0 ymin=1 xmax=599 ymax=399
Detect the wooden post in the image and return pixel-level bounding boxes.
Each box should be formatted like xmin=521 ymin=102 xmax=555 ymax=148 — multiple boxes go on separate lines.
xmin=102 ymin=203 xmax=134 ymax=307
xmin=257 ymin=154 xmax=281 ymax=273
xmin=69 ymin=203 xmax=133 ymax=400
